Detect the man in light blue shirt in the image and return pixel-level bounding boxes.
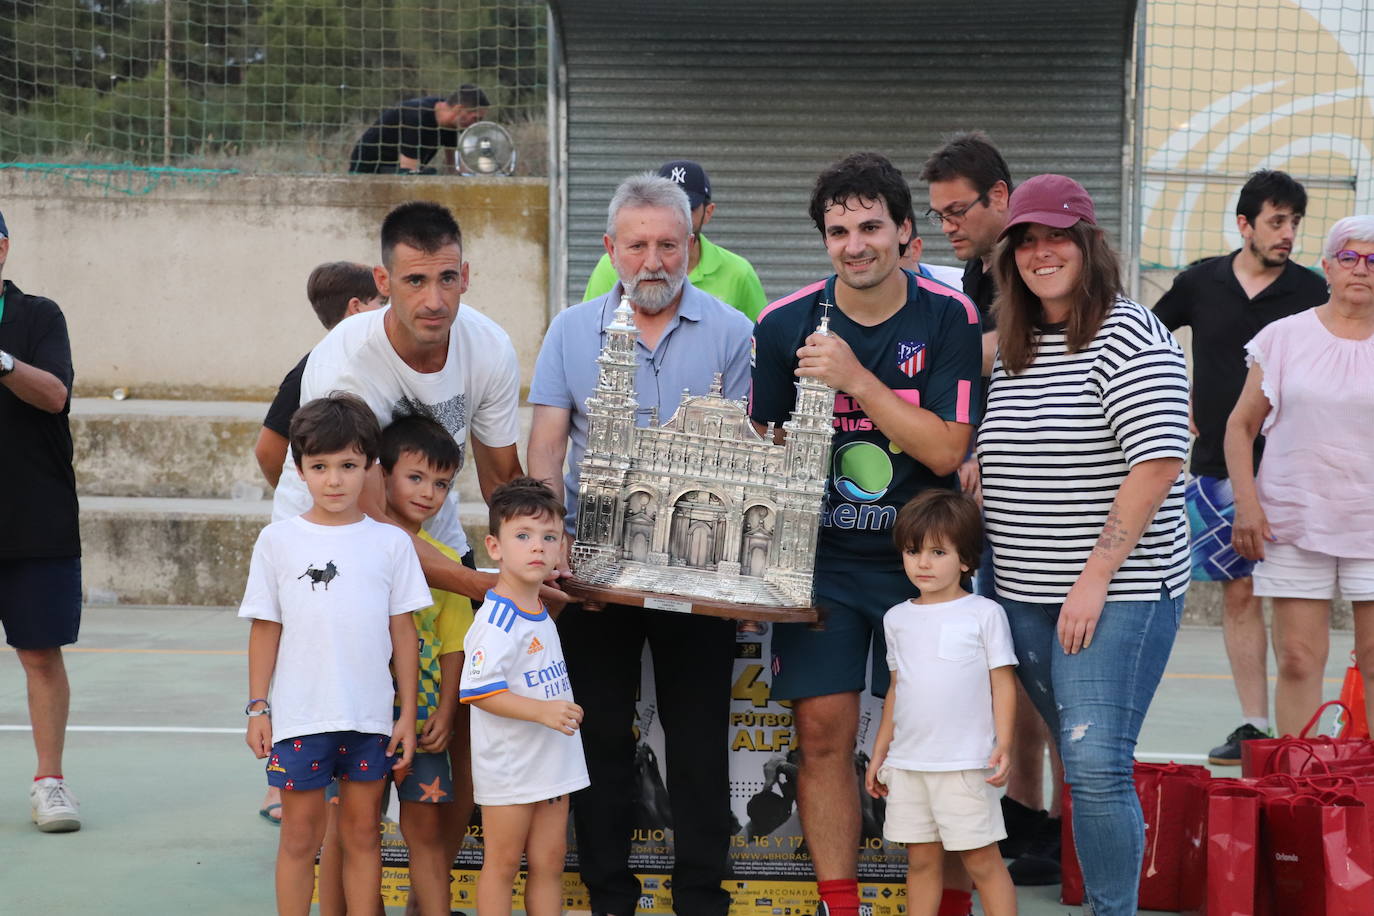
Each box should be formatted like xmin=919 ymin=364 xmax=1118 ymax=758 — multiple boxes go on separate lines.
xmin=527 ymin=173 xmax=750 ymax=916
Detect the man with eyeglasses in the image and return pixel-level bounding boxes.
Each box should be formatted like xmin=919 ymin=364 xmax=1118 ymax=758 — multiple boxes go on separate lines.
xmin=1153 ymin=169 xmax=1327 ymax=769
xmin=527 ymin=172 xmax=751 ymax=916
xmin=583 ymin=159 xmax=768 ymax=320
xmin=921 ymin=131 xmax=1013 ymax=382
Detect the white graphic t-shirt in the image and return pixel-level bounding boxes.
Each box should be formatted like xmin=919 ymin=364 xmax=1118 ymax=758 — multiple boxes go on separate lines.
xmin=460 ymin=590 xmax=590 ymax=805
xmin=271 ymin=305 xmax=520 ymax=555
xmin=238 ymin=516 xmax=433 ymax=744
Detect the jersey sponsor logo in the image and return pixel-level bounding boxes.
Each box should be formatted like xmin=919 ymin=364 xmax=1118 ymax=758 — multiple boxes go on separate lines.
xmin=468 ymin=648 xmax=486 ymax=677
xmin=832 ymin=441 xmax=893 ymax=503
xmin=523 ymin=658 xmax=572 ymax=698
xmin=527 ymin=635 xmax=544 ymax=655
xmin=832 ymin=393 xmax=874 ymax=432
xmin=897 ymin=340 xmax=927 ymax=377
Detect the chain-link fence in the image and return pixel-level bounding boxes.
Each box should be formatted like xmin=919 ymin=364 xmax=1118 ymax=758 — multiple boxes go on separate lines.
xmin=1140 ymin=0 xmax=1374 ymax=279
xmin=0 ymin=0 xmax=548 ymax=176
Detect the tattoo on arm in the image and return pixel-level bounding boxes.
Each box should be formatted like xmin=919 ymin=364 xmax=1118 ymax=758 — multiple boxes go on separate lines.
xmin=1092 ymin=505 xmax=1130 ymax=559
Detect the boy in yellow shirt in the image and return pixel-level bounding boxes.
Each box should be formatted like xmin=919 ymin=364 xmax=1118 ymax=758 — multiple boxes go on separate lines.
xmin=380 ymin=414 xmax=476 ymax=915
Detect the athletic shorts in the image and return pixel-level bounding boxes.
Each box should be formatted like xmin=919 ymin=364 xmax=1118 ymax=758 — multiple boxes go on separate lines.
xmin=769 ymin=566 xmax=910 ymax=701
xmin=266 ymin=731 xmax=393 ymax=792
xmin=1186 ymin=476 xmax=1255 ymax=582
xmin=0 ymin=556 xmax=82 ymax=650
xmin=396 ymin=750 xmax=454 ymax=804
xmin=880 ymin=765 xmax=1006 ymax=851
xmin=1253 ymin=541 xmax=1374 ymax=602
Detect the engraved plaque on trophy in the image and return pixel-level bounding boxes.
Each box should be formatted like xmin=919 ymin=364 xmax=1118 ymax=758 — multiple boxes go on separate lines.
xmin=565 ymin=297 xmax=835 ymax=623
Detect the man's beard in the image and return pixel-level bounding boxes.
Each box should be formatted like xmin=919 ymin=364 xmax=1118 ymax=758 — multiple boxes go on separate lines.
xmin=1250 ymin=238 xmax=1290 ymax=268
xmin=623 ymin=268 xmax=686 ymax=314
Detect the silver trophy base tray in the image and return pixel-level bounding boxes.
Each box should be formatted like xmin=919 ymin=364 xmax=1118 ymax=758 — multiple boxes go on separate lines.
xmin=563 ymin=579 xmax=818 ymax=624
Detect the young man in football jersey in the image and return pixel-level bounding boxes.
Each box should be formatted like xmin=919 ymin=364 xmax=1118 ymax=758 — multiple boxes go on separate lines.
xmin=750 ymin=152 xmax=984 ymax=916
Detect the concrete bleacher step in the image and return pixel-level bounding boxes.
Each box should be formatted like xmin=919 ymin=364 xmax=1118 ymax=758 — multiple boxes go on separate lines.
xmin=71 ymin=398 xmax=515 ymax=607
xmin=78 ymin=495 xmax=493 ymax=607
xmin=71 ymin=397 xmax=509 ymax=502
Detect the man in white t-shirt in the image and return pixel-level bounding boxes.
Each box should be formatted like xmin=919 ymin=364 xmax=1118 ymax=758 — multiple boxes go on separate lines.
xmin=271 ymin=201 xmax=527 ymax=602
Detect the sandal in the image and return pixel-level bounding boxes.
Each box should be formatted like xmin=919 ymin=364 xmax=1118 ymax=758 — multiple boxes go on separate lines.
xmin=258 ymin=802 xmax=282 ymax=825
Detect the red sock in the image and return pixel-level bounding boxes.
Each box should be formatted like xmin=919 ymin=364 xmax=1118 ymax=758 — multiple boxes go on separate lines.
xmin=33 ymin=774 xmax=63 ymax=782
xmin=817 ymin=879 xmax=860 ymax=916
xmin=937 ymin=889 xmax=973 ymax=916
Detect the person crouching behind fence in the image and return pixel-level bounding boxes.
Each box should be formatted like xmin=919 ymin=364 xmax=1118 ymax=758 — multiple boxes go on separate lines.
xmin=240 ymin=392 xmax=428 ymax=915
xmin=865 ymin=489 xmax=1019 ymax=916
xmin=460 ymin=478 xmax=590 ymax=916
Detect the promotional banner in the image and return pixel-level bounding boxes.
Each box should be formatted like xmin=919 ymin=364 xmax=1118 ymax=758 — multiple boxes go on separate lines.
xmin=369 ymin=626 xmax=908 ymax=913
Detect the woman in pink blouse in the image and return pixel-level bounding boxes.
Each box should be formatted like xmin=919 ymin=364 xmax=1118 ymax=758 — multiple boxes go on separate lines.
xmin=1225 ymin=215 xmax=1374 ymax=735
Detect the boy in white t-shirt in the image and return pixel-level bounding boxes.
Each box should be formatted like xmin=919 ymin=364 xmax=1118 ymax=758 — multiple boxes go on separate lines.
xmin=460 ymin=478 xmax=590 ymax=916
xmin=241 ymin=393 xmax=430 ymax=916
xmin=865 ymin=490 xmax=1019 ymax=916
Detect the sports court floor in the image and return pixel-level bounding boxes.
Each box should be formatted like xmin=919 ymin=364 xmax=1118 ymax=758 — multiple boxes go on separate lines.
xmin=0 ymin=606 xmax=1355 ymax=914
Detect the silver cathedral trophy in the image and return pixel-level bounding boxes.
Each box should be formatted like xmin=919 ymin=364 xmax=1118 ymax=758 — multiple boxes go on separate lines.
xmin=564 ymin=296 xmax=835 ymax=623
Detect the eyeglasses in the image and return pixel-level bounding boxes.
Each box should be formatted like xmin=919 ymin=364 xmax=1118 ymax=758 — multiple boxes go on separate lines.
xmin=925 ymin=193 xmax=989 ymax=228
xmin=1333 ymin=250 xmax=1374 ymax=270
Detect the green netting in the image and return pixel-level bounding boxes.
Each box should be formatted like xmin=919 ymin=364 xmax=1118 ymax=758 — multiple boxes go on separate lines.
xmin=0 ymin=0 xmax=548 ymax=175
xmin=1141 ymin=0 xmax=1374 ymax=272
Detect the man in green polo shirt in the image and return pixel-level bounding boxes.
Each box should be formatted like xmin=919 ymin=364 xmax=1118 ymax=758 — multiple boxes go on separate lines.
xmin=583 ymin=159 xmax=767 ymax=320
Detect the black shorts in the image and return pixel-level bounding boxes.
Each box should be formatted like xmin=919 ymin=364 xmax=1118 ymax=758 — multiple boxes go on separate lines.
xmin=0 ymin=556 xmax=82 ymax=649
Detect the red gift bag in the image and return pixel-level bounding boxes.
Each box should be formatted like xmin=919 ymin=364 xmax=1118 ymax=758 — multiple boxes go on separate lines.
xmin=1263 ymin=791 xmax=1374 ymax=915
xmin=1179 ymin=781 xmax=1264 ymax=916
xmin=1242 ymin=702 xmax=1374 ymax=777
xmin=1061 ymin=761 xmax=1211 ymax=909
xmin=1337 ymin=653 xmax=1370 ymax=740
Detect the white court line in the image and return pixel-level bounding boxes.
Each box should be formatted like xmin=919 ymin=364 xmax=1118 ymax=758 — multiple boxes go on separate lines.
xmin=0 ymin=725 xmax=240 ymax=734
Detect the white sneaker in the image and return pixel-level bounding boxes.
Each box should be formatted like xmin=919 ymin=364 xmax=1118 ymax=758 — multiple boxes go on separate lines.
xmin=29 ymin=777 xmax=81 ymax=833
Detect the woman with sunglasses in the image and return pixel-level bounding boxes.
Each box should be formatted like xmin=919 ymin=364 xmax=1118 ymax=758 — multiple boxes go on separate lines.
xmin=1226 ymin=215 xmax=1374 ymax=735
xmin=976 ymin=174 xmax=1191 ymax=915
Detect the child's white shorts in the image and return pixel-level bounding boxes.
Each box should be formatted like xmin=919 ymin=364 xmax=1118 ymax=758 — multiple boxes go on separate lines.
xmin=879 ymin=765 xmax=1006 ymax=852
xmin=1252 ymin=541 xmax=1374 ymax=601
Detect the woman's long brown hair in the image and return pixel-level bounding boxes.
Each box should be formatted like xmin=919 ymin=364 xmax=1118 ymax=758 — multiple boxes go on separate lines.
xmin=991 ymin=221 xmax=1124 ymax=374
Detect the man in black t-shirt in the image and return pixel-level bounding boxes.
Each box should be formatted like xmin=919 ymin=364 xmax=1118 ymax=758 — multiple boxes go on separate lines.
xmin=253 ymin=261 xmax=382 ymax=489
xmin=0 ymin=210 xmax=83 ymax=833
xmin=348 ymin=84 xmax=490 ymax=174
xmin=1153 ymin=170 xmax=1328 ymax=767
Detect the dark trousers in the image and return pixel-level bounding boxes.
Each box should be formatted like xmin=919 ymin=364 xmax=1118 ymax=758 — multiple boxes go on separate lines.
xmin=558 ymin=603 xmax=735 ymax=916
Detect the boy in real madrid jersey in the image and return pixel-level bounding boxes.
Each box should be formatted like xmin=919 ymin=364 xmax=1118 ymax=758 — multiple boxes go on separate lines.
xmin=460 ymin=478 xmax=589 ymax=916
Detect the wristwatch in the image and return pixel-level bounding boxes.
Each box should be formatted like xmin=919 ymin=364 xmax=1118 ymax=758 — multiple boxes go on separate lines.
xmin=0 ymin=350 xmax=14 ymax=377
xmin=245 ymin=698 xmax=271 ymax=717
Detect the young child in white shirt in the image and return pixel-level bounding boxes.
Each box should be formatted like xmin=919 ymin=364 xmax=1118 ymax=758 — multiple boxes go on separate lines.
xmin=240 ymin=392 xmax=429 ymax=916
xmin=865 ymin=489 xmax=1019 ymax=916
xmin=459 ymin=478 xmax=590 ymax=916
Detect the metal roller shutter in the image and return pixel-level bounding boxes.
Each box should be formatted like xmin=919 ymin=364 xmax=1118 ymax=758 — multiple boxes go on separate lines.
xmin=551 ymin=0 xmax=1138 ymax=309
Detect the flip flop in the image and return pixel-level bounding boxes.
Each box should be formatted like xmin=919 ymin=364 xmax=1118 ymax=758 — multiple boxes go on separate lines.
xmin=258 ymin=802 xmax=282 ymax=825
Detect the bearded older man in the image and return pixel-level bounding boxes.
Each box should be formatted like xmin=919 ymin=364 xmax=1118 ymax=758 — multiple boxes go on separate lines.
xmin=527 ymin=172 xmax=751 ymax=916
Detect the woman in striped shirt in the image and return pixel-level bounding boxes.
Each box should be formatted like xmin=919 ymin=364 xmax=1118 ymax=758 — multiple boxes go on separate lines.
xmin=975 ymin=175 xmax=1190 ymax=916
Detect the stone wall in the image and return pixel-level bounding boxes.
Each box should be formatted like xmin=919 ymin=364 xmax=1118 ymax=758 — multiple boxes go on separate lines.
xmin=0 ymin=169 xmax=549 ymax=400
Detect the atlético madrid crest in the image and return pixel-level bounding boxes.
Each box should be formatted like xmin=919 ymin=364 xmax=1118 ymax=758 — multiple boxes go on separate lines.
xmin=897 ymin=341 xmax=927 ymax=378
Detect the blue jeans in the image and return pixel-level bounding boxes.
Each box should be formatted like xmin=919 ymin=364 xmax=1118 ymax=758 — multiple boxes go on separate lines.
xmin=999 ymin=585 xmax=1183 ymax=916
